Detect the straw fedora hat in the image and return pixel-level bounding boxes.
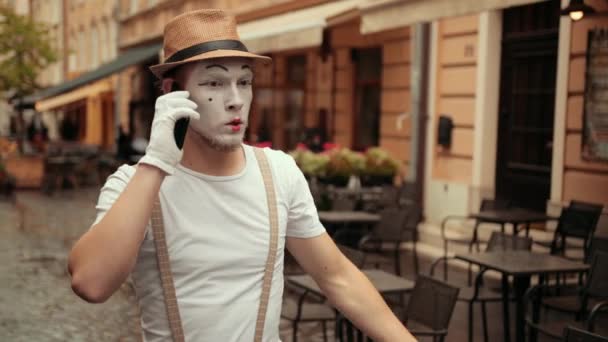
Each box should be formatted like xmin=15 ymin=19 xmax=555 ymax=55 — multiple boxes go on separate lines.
xmin=149 ymin=9 xmax=271 ymax=79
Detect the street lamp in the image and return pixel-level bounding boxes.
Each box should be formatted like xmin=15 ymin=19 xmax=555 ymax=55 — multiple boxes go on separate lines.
xmin=560 ymin=0 xmax=596 ymax=21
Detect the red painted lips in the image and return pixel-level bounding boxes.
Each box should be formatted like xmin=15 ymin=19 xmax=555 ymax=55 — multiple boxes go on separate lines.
xmin=227 ymin=118 xmax=243 ymax=132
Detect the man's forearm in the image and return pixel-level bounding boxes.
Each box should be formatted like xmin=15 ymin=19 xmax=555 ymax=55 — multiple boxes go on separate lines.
xmin=68 ymin=164 xmax=165 ymax=303
xmin=320 ymin=264 xmax=416 ymax=342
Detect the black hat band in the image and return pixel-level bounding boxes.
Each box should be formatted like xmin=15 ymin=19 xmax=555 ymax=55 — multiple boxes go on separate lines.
xmin=164 ymin=39 xmax=248 ymax=63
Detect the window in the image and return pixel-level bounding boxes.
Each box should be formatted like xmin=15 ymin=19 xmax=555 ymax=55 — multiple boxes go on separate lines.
xmin=109 ymin=22 xmax=117 ymax=60
xmin=284 ymin=55 xmax=307 ymax=150
xmin=353 ymin=48 xmax=382 ymax=150
xmin=91 ymin=25 xmax=99 ymax=68
xmin=130 ymin=0 xmax=138 ymax=15
xmin=78 ymin=30 xmax=85 ymax=70
xmin=53 ymin=63 xmax=61 ymax=84
xmin=99 ymin=21 xmax=107 ymax=63
xmin=68 ymin=34 xmax=77 ymax=72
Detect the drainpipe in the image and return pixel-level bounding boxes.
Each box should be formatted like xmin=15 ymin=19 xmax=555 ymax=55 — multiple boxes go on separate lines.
xmin=409 ymin=22 xmax=430 ymax=205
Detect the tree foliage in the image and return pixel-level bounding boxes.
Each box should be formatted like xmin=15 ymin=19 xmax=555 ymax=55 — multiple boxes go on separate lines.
xmin=0 ymin=5 xmax=58 ymax=99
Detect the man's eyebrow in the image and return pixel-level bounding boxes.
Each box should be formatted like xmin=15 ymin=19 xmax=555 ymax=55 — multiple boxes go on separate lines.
xmin=242 ymin=65 xmax=252 ymax=70
xmin=205 ymin=64 xmax=228 ymax=71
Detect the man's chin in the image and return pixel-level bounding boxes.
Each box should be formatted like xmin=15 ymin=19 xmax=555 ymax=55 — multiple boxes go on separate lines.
xmin=205 ymin=134 xmax=243 ymax=152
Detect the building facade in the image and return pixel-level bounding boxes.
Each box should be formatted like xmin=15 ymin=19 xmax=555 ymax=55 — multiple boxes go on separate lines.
xmin=23 ymin=0 xmax=608 ymax=239
xmin=362 ymin=0 xmax=608 ymax=230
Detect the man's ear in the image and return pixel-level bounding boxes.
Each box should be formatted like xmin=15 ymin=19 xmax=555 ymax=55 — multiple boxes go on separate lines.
xmin=161 ymin=78 xmax=175 ymax=94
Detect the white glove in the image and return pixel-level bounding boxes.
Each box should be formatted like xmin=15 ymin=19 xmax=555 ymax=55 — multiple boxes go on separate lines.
xmin=138 ymin=91 xmax=200 ymax=175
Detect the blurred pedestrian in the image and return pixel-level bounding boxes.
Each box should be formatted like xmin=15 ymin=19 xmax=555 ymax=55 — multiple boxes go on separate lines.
xmin=27 ymin=113 xmax=48 ymax=153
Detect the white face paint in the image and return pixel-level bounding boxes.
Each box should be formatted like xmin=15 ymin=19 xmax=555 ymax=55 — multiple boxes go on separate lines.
xmin=182 ymin=57 xmax=254 ymax=151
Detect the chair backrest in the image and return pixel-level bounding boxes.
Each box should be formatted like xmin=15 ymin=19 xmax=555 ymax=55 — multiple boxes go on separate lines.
xmin=558 ymin=202 xmax=604 ymax=240
xmin=378 ymin=185 xmax=400 ymax=208
xmin=332 ymin=197 xmax=357 ymax=211
xmin=371 ymin=204 xmax=421 ymax=242
xmin=586 ymin=237 xmax=608 ymax=264
xmin=570 ymin=201 xmax=605 ymax=214
xmin=586 ymin=251 xmax=608 ymax=299
xmin=479 ymin=198 xmax=511 ymax=212
xmin=405 ymin=275 xmax=460 ymax=331
xmin=398 ymin=181 xmax=417 ymax=205
xmin=562 ymin=326 xmax=608 ymax=342
xmin=337 ymin=244 xmax=366 ymax=268
xmin=309 ymin=182 xmax=324 ymax=207
xmin=485 ymin=231 xmax=533 ymax=252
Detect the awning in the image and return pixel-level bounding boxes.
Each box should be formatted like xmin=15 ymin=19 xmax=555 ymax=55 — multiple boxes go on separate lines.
xmin=35 ymin=79 xmax=113 ymax=112
xmin=360 ymin=0 xmax=546 ymax=33
xmin=237 ymin=0 xmax=362 ymax=53
xmin=24 ymin=43 xmax=162 ymax=110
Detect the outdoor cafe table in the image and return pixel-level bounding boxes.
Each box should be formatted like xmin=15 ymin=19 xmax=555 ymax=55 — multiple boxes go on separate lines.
xmin=287 ymin=269 xmax=414 ymax=341
xmin=287 ymin=269 xmax=414 ymax=298
xmin=317 ymin=211 xmax=380 ymax=225
xmin=329 ymin=187 xmax=385 ymax=200
xmin=469 ymin=208 xmax=557 ymax=236
xmin=318 ymin=211 xmax=381 ymax=239
xmin=455 ymin=251 xmax=589 ymax=342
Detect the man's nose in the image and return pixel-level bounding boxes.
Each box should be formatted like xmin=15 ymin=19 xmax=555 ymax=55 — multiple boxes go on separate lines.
xmin=225 ymin=83 xmax=244 ymax=112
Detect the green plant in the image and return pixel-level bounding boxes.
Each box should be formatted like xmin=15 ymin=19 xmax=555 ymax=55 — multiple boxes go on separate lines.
xmin=363 ymin=147 xmax=400 ymax=177
xmin=299 ymin=151 xmax=329 ymax=177
xmin=0 ymin=6 xmax=58 ymax=151
xmin=325 ymin=148 xmax=365 ymax=178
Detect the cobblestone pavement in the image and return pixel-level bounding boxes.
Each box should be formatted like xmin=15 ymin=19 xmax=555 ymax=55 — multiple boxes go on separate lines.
xmin=0 ymin=189 xmax=141 ymax=341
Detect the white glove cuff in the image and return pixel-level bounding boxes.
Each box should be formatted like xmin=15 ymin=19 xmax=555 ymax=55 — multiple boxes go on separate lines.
xmin=138 ymin=155 xmax=177 ymax=175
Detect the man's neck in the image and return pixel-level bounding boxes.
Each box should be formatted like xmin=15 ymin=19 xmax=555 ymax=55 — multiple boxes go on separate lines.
xmin=179 ymin=130 xmax=245 ymax=176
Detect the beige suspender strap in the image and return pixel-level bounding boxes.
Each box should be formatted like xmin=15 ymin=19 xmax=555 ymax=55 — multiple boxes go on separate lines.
xmin=151 ymin=197 xmax=186 ymax=342
xmin=150 ymin=147 xmax=279 ymax=342
xmin=252 ymin=147 xmax=280 ymax=342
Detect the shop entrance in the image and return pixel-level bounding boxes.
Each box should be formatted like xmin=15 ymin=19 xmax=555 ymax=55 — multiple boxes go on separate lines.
xmin=495 ymin=0 xmax=560 ymax=211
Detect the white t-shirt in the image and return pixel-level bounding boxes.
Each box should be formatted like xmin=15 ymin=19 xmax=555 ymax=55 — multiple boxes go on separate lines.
xmin=92 ymin=145 xmax=325 ymax=342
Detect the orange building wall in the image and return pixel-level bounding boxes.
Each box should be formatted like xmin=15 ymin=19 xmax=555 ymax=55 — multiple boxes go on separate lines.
xmin=329 ymin=19 xmax=411 ymax=172
xmin=379 ymin=28 xmax=411 ymax=172
xmin=562 ymin=0 xmax=608 ymax=207
xmin=432 ymin=14 xmax=479 ymax=184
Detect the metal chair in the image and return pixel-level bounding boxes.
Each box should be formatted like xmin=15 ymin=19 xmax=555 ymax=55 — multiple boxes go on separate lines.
xmin=334 ymin=275 xmax=459 ymax=342
xmin=440 ymin=199 xmax=511 ymax=283
xmin=360 ymin=185 xmax=400 ymax=213
xmin=331 ymin=197 xmax=358 ymax=211
xmin=543 ymin=237 xmax=608 ymax=316
xmin=525 ymin=253 xmax=608 ymax=340
xmin=401 ymin=275 xmax=460 ymax=342
xmin=535 ymin=201 xmax=604 ymax=261
xmin=562 ymin=326 xmax=608 ymax=342
xmin=337 ymin=244 xmax=367 ymax=268
xmin=430 ymin=231 xmax=533 ymax=342
xmin=281 ymin=244 xmax=368 ymax=342
xmin=358 ymin=204 xmax=421 ymax=275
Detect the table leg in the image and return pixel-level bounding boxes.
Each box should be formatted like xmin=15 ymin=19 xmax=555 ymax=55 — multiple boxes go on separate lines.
xmin=514 ymin=275 xmax=531 ymax=342
xmin=501 ymin=274 xmax=511 ymax=342
xmin=346 ymin=320 xmax=354 ymax=342
xmin=529 ymin=280 xmax=541 ymax=342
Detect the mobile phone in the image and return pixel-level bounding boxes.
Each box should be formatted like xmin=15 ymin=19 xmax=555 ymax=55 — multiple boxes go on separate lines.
xmin=172 ymin=82 xmax=189 ymax=150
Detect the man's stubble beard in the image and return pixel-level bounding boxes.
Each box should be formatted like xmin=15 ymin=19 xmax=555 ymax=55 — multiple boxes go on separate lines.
xmin=190 ymin=125 xmax=247 ymax=152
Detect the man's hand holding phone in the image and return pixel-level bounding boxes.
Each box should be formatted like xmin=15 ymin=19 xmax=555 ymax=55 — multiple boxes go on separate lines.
xmin=138 ymin=91 xmax=200 ymax=175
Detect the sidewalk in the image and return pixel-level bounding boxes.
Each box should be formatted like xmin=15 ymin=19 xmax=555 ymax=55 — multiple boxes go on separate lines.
xmin=0 ymin=189 xmax=141 ymax=341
